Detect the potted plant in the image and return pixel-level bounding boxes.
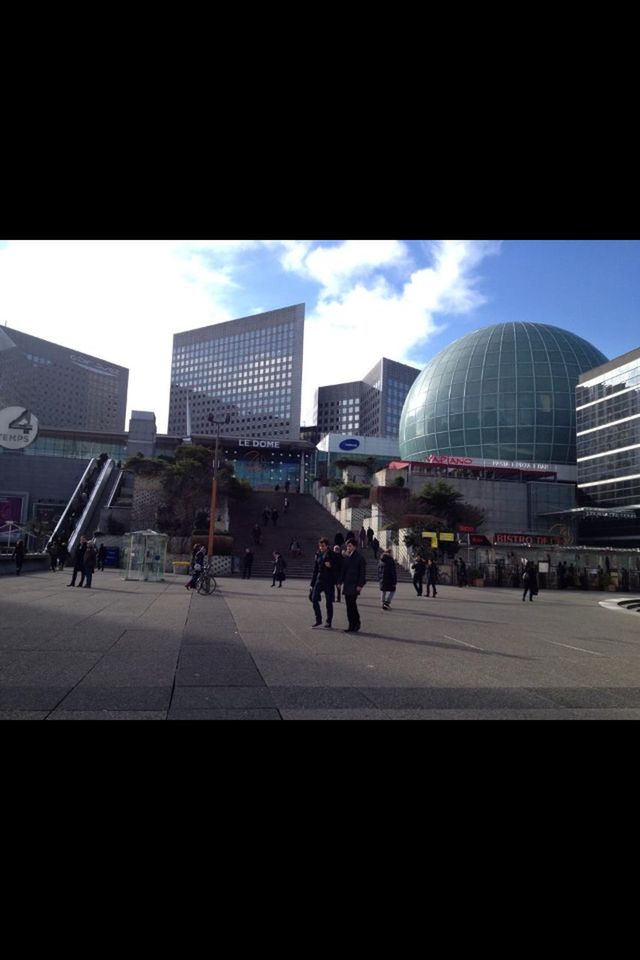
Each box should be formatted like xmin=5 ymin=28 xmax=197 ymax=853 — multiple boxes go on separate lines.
xmin=468 ymin=566 xmax=484 ymax=587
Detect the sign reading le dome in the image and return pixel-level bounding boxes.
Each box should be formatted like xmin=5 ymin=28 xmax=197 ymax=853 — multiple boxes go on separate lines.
xmin=0 ymin=407 xmax=39 ymax=450
xmin=339 ymin=438 xmax=360 ymax=451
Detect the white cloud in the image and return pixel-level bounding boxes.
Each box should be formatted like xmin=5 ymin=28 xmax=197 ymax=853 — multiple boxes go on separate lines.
xmin=0 ymin=239 xmax=500 ymax=436
xmin=299 ymin=240 xmax=501 ymax=423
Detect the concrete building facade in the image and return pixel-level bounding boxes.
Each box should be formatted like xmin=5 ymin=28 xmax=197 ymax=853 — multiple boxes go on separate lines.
xmin=315 ymin=357 xmax=419 ymax=439
xmin=0 ymin=326 xmax=129 ymax=432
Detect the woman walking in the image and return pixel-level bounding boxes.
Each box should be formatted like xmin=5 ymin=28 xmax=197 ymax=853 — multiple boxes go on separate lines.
xmin=272 ymin=551 xmax=287 ymax=588
xmin=378 ymin=548 xmax=397 ymax=611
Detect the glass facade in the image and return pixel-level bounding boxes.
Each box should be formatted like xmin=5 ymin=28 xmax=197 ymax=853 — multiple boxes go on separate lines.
xmin=576 ymin=349 xmax=640 ymax=508
xmin=0 ymin=434 xmax=126 ymax=460
xmin=168 ymin=306 xmax=304 ymax=442
xmin=316 ymin=359 xmax=419 ymax=439
xmin=399 ymin=322 xmax=607 ymax=465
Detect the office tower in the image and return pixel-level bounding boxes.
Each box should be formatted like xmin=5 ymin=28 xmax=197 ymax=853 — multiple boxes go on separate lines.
xmin=315 ymin=358 xmax=419 ymax=439
xmin=576 ymin=346 xmax=640 ymax=509
xmin=0 ymin=326 xmax=129 ymax=432
xmin=168 ymin=304 xmax=304 ymax=441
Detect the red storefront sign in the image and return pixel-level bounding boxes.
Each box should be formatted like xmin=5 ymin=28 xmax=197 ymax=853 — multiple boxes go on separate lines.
xmin=493 ymin=532 xmax=562 ymax=546
xmin=457 ymin=524 xmax=476 ymax=533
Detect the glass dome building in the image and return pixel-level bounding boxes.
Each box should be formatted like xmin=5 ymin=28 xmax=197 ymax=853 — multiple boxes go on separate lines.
xmin=399 ymin=322 xmax=607 ymax=466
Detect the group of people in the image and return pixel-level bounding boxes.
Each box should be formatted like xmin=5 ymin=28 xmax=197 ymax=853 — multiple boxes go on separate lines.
xmin=410 ymin=555 xmax=439 ymax=597
xmin=309 ymin=536 xmax=367 ymax=632
xmin=66 ymin=536 xmax=103 ymax=588
xmin=9 ymin=536 xmax=106 ymax=584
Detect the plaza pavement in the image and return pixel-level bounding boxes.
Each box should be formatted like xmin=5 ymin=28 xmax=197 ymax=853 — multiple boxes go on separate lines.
xmin=1 ymin=567 xmax=640 ymax=720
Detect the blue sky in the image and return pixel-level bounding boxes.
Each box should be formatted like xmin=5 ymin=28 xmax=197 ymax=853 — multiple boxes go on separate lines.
xmin=0 ymin=240 xmax=637 ymax=433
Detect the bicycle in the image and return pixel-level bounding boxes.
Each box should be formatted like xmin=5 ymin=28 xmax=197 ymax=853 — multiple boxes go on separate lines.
xmin=196 ymin=559 xmax=217 ymax=595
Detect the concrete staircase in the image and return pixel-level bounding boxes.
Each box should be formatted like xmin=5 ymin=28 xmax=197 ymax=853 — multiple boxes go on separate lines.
xmin=229 ymin=492 xmax=367 ymax=580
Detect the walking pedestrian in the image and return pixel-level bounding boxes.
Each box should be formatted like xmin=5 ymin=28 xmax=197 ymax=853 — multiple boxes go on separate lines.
xmin=272 ymin=550 xmax=287 ymax=587
xmin=411 ymin=555 xmax=426 ymax=596
xmin=522 ymin=560 xmax=538 ymax=602
xmin=366 ymin=527 xmax=374 ymax=549
xmin=371 ymin=536 xmax=380 ymax=560
xmin=83 ymin=540 xmax=97 ymax=588
xmin=426 ymin=557 xmax=438 ymax=597
xmin=48 ymin=539 xmax=59 ymax=572
xmin=97 ymin=543 xmax=106 ymax=571
xmin=57 ymin=541 xmax=68 ymax=571
xmin=252 ymin=523 xmax=262 ymax=545
xmin=310 ymin=537 xmax=341 ymax=629
xmin=284 ymin=479 xmax=291 ymax=494
xmin=242 ymin=547 xmax=254 ymax=579
xmin=358 ymin=527 xmax=367 ymax=549
xmin=12 ymin=539 xmax=25 ymax=576
xmin=283 ymin=496 xmax=289 ymax=513
xmin=67 ymin=536 xmax=88 ymax=587
xmin=271 ymin=509 xmax=279 ymax=527
xmin=378 ymin=548 xmax=397 ymax=610
xmin=341 ymin=539 xmax=366 ymax=633
xmin=456 ymin=557 xmax=468 ymax=587
xmin=262 ymin=507 xmax=271 ymax=526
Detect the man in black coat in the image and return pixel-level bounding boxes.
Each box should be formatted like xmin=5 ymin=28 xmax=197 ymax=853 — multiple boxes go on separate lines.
xmin=310 ymin=537 xmax=341 ymax=628
xmin=340 ymin=539 xmax=367 ymax=633
xmin=67 ymin=536 xmax=88 ymax=587
xmin=242 ymin=548 xmax=254 ymax=579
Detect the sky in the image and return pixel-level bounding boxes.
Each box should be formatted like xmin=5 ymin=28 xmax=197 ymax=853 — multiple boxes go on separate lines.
xmin=0 ymin=239 xmax=638 ymax=435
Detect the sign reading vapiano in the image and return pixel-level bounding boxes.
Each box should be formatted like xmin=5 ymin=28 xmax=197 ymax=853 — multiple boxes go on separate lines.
xmin=0 ymin=407 xmax=39 ymax=450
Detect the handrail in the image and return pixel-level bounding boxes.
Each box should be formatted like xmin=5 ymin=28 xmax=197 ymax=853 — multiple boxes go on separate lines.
xmin=45 ymin=458 xmax=97 ymax=553
xmin=67 ymin=459 xmax=115 ymax=554
xmin=105 ymin=469 xmax=124 ymax=509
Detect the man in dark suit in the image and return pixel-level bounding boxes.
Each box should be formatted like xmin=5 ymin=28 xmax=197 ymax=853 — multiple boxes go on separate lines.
xmin=310 ymin=537 xmax=341 ymax=629
xmin=340 ymin=539 xmax=367 ymax=633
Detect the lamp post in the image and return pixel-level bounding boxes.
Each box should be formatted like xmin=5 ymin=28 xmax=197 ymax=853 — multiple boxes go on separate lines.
xmin=207 ymin=412 xmax=230 ymax=561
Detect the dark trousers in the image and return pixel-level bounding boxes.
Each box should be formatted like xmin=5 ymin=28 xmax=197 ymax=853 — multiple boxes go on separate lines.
xmin=522 ymin=585 xmax=534 ymax=601
xmin=345 ymin=594 xmax=360 ymax=631
xmin=426 ymin=580 xmax=437 ymax=596
xmin=69 ymin=564 xmax=84 ymax=586
xmin=312 ymin=583 xmax=333 ymax=624
xmin=242 ymin=564 xmax=252 ymax=579
xmin=413 ymin=575 xmax=423 ymax=596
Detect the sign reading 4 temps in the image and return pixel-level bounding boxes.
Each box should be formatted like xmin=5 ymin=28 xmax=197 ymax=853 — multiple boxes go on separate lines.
xmin=0 ymin=406 xmax=40 ymax=450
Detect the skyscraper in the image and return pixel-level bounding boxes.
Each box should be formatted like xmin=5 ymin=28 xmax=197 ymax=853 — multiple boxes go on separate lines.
xmin=576 ymin=346 xmax=640 ymax=509
xmin=0 ymin=326 xmax=129 ymax=432
xmin=168 ymin=304 xmax=305 ymax=441
xmin=315 ymin=358 xmax=419 ymax=439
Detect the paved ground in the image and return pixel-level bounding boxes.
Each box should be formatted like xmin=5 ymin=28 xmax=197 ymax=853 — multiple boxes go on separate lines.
xmin=1 ymin=568 xmax=639 ymax=719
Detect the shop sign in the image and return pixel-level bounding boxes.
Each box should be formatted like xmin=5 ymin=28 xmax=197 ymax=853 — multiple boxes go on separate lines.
xmin=0 ymin=407 xmax=39 ymax=450
xmin=239 ymin=438 xmax=280 ymax=449
xmin=494 ymin=532 xmax=562 ymax=546
xmin=339 ymin=438 xmax=361 ymax=451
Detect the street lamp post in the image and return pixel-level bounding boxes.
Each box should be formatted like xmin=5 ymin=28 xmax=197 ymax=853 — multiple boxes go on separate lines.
xmin=207 ymin=412 xmax=230 ymax=561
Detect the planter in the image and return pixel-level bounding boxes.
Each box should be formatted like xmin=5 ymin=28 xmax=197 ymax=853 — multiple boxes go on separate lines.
xmin=473 ymin=578 xmax=485 ymax=587
xmin=172 ymin=561 xmax=190 ymax=575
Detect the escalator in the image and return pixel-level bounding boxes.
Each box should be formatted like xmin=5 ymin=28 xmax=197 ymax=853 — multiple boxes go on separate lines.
xmin=46 ymin=457 xmax=119 ymax=554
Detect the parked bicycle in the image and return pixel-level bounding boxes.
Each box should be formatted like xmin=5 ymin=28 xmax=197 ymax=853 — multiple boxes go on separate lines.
xmin=196 ymin=558 xmax=217 ymax=595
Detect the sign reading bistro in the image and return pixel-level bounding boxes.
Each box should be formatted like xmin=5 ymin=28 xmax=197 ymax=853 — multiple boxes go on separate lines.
xmin=494 ymin=532 xmax=562 ymax=546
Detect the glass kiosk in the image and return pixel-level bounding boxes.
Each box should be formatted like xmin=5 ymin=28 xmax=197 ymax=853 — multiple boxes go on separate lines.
xmin=121 ymin=530 xmax=168 ymax=581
